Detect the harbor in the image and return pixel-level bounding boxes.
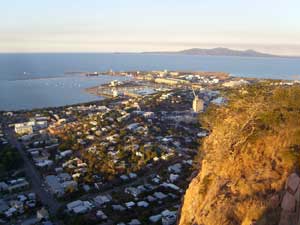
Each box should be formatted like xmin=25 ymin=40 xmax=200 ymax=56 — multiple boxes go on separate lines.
xmin=85 ymin=80 xmax=169 ymax=98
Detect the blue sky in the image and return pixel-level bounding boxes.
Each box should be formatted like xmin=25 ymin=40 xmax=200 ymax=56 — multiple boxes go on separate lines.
xmin=1 ymin=0 xmax=300 ymax=55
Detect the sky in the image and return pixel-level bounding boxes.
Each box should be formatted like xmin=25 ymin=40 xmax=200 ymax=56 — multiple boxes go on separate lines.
xmin=1 ymin=0 xmax=300 ymax=55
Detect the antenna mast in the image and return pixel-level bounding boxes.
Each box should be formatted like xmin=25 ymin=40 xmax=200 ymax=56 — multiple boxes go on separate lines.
xmin=191 ymin=86 xmax=197 ymax=97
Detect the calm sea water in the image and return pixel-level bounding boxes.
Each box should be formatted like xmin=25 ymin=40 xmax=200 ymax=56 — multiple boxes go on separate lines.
xmin=1 ymin=53 xmax=300 ymax=110
xmin=0 ymin=75 xmax=130 ymax=111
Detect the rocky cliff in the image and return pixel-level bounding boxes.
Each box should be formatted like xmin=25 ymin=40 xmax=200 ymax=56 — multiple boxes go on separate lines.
xmin=179 ymin=84 xmax=300 ymax=225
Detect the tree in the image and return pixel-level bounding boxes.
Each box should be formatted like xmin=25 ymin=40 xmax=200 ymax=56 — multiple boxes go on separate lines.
xmin=0 ymin=145 xmax=23 ymax=173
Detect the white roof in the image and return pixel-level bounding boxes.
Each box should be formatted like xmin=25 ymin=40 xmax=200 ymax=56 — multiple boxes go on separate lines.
xmin=120 ymin=175 xmax=129 ymax=180
xmin=154 ymin=192 xmax=167 ymax=199
xmin=161 ymin=182 xmax=180 ymax=191
xmin=94 ymin=195 xmax=111 ymax=205
xmin=161 ymin=209 xmax=177 ymax=217
xmin=129 ymin=173 xmax=137 ymax=178
xmin=66 ymin=200 xmax=83 ymax=210
xmin=72 ymin=205 xmax=87 ymax=214
xmin=128 ymin=219 xmax=141 ymax=225
xmin=149 ymin=214 xmax=162 ymax=223
xmin=96 ymin=210 xmax=107 ymax=219
xmin=137 ymin=201 xmax=149 ymax=208
xmin=125 ymin=201 xmax=135 ymax=208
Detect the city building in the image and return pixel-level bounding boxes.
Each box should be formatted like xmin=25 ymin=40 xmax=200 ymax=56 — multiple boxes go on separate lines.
xmin=192 ymin=96 xmax=204 ymax=113
xmin=15 ymin=124 xmax=33 ymax=135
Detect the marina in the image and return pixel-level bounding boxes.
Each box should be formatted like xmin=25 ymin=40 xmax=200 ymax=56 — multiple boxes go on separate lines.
xmin=86 ymin=80 xmax=167 ymax=98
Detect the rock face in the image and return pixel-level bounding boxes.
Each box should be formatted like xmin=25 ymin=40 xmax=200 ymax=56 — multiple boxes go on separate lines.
xmin=279 ymin=173 xmax=300 ymax=225
xmin=178 ymin=129 xmax=292 ymax=225
xmin=178 ymin=86 xmax=300 ymax=225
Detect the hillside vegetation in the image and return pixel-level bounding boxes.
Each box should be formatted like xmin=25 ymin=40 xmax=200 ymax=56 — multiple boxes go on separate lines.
xmin=179 ymin=84 xmax=300 ymax=225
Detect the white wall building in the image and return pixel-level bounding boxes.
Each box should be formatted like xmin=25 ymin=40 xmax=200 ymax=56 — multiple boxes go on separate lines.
xmin=192 ymin=96 xmax=204 ymax=113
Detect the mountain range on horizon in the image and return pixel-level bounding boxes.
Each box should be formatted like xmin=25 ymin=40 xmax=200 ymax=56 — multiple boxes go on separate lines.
xmin=142 ymin=47 xmax=287 ymax=58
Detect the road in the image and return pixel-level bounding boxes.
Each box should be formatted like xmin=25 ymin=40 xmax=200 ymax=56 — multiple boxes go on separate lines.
xmin=4 ymin=127 xmax=61 ymax=215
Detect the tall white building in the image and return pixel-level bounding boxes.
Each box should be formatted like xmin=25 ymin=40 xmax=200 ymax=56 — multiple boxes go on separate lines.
xmin=192 ymin=96 xmax=204 ymax=113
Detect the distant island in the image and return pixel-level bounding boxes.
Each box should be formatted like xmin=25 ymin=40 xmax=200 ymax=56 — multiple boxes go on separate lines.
xmin=142 ymin=47 xmax=280 ymax=57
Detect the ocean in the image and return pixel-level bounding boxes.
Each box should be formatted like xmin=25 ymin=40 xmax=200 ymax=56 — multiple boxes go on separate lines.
xmin=1 ymin=53 xmax=300 ymax=110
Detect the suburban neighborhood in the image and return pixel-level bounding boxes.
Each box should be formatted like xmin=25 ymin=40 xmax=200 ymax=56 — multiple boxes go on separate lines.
xmin=0 ymin=70 xmax=270 ymax=224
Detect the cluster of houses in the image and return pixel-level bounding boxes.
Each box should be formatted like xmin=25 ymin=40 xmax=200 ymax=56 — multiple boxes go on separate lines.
xmin=131 ymin=70 xmax=227 ymax=88
xmin=180 ymin=74 xmax=220 ymax=84
xmin=0 ymin=192 xmax=37 ymax=218
xmin=61 ymin=155 xmax=191 ymax=224
xmin=45 ymin=173 xmax=78 ymax=197
xmin=269 ymin=80 xmax=300 ymax=86
xmin=222 ymin=79 xmax=250 ymax=87
xmin=0 ymin=178 xmax=29 ymax=193
xmin=14 ymin=115 xmax=48 ymax=135
xmin=0 ymin=86 xmax=214 ymax=224
xmin=0 ymin=185 xmax=52 ymax=224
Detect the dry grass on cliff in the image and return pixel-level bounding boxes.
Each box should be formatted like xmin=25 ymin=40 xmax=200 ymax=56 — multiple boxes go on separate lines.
xmin=179 ymin=84 xmax=300 ymax=225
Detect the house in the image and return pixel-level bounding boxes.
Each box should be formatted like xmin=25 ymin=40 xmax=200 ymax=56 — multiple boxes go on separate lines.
xmin=66 ymin=200 xmax=92 ymax=214
xmin=152 ymin=177 xmax=160 ymax=184
xmin=15 ymin=125 xmax=33 ymax=135
xmin=28 ymin=193 xmax=36 ymax=200
xmin=93 ymin=194 xmax=112 ymax=206
xmin=149 ymin=214 xmax=162 ymax=223
xmin=83 ymin=184 xmax=90 ymax=192
xmin=59 ymin=150 xmax=72 ymax=158
xmin=127 ymin=123 xmax=140 ymax=131
xmin=14 ymin=122 xmax=34 ymax=135
xmin=96 ymin=210 xmax=107 ymax=220
xmin=45 ymin=175 xmax=64 ymax=196
xmin=128 ymin=219 xmax=141 ymax=225
xmin=146 ymin=195 xmax=156 ymax=202
xmin=0 ymin=182 xmax=8 ymax=192
xmin=120 ymin=175 xmax=129 ymax=181
xmin=90 ymin=121 xmax=97 ymax=126
xmin=4 ymin=207 xmax=17 ymax=217
xmin=137 ymin=185 xmax=147 ymax=192
xmin=125 ymin=201 xmax=135 ymax=209
xmin=45 ymin=175 xmax=77 ymax=197
xmin=17 ymin=194 xmax=27 ymax=202
xmin=168 ymin=163 xmax=182 ymax=174
xmin=0 ymin=200 xmax=9 ymax=214
xmin=137 ymin=201 xmax=149 ymax=208
xmin=57 ymin=173 xmax=70 ymax=181
xmin=67 ymin=200 xmax=82 ymax=211
xmin=112 ymin=204 xmax=126 ymax=211
xmin=7 ymin=178 xmax=29 ymax=193
xmin=125 ymin=187 xmax=141 ymax=197
xmin=10 ymin=200 xmax=24 ymax=213
xmin=153 ymin=192 xmax=167 ymax=200
xmin=20 ymin=133 xmax=35 ymax=142
xmin=86 ymin=135 xmax=95 ymax=140
xmin=161 ymin=182 xmax=180 ymax=191
xmin=36 ymin=120 xmax=48 ymax=129
xmin=62 ymin=180 xmax=77 ymax=191
xmin=183 ymin=159 xmax=193 ymax=166
xmin=197 ymin=131 xmax=208 ymax=138
xmin=37 ymin=207 xmax=49 ymax=221
xmin=36 ymin=160 xmax=53 ymax=168
xmin=161 ymin=210 xmax=177 ymax=225
xmin=143 ymin=112 xmax=155 ymax=118
xmin=129 ymin=173 xmax=137 ymax=179
xmin=169 ymin=174 xmax=179 ymax=183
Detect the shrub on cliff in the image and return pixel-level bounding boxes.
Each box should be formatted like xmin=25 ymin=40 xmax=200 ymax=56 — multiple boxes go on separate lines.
xmin=179 ymin=84 xmax=300 ymax=225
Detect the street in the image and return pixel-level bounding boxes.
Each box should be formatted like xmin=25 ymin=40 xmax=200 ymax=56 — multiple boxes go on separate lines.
xmin=4 ymin=127 xmax=61 ymax=215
